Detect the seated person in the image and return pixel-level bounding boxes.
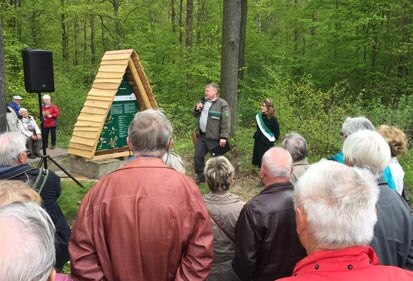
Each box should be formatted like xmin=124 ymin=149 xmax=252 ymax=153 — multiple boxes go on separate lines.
xmin=278 ymin=160 xmax=413 ymax=281
xmin=19 ymin=107 xmax=42 ymax=158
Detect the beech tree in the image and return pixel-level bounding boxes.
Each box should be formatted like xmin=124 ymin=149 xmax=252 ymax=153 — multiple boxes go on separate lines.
xmin=220 ymin=0 xmax=242 ymax=135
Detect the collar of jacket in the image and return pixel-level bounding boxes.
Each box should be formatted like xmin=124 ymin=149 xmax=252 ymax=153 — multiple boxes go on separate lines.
xmin=292 ymin=246 xmax=379 ymax=276
xmin=122 ymin=157 xmax=169 ymax=170
xmin=261 ymin=181 xmax=294 ymax=194
xmin=293 ymin=158 xmax=309 ymax=166
xmin=204 ymin=192 xmax=242 ymax=204
xmin=0 ymin=163 xmax=32 ymax=179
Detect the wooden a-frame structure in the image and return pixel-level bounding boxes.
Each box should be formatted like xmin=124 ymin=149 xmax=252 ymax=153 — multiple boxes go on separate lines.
xmin=68 ymin=49 xmax=158 ymax=161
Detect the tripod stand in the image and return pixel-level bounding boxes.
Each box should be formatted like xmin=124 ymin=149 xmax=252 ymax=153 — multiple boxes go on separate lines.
xmin=36 ymin=92 xmax=83 ymax=188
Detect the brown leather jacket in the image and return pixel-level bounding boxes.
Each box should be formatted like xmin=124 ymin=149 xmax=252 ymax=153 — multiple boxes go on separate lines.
xmin=232 ymin=182 xmax=306 ymax=281
xmin=69 ymin=158 xmax=213 ymax=281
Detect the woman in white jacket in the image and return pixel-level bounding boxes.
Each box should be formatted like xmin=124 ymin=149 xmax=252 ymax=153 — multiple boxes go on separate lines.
xmin=19 ymin=108 xmax=42 ymax=158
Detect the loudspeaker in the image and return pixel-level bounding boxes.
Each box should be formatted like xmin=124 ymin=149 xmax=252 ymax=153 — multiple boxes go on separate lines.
xmin=22 ymin=49 xmax=55 ymax=93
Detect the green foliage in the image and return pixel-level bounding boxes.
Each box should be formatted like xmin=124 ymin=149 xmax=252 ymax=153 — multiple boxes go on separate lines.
xmin=58 ymin=180 xmax=94 ymax=224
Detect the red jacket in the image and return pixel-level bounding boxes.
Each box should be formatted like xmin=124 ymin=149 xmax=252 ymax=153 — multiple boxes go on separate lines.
xmin=42 ymin=103 xmax=60 ymax=128
xmin=277 ymin=246 xmax=413 ymax=281
xmin=69 ymin=157 xmax=213 ymax=281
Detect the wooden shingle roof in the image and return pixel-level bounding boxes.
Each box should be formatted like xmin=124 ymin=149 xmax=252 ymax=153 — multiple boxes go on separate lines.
xmin=68 ymin=49 xmax=157 ymax=160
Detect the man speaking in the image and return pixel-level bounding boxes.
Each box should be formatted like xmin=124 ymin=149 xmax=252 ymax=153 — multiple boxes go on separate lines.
xmin=192 ymin=82 xmax=231 ymax=184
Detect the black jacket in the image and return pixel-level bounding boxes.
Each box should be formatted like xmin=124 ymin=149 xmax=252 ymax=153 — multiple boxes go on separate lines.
xmin=370 ymin=180 xmax=413 ymax=270
xmin=232 ymin=182 xmax=306 ymax=281
xmin=0 ymin=164 xmax=71 ymax=269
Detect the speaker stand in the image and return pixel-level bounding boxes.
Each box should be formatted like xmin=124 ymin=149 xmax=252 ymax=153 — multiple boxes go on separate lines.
xmin=37 ymin=92 xmax=83 ymax=188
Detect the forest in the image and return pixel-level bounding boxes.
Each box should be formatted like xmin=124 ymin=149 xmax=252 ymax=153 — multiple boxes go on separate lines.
xmin=1 ymin=0 xmax=413 ymax=167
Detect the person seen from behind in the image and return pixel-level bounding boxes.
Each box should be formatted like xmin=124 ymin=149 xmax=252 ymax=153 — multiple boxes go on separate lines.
xmin=277 ymin=159 xmax=413 ymax=281
xmin=343 ymin=129 xmax=413 ymax=269
xmin=204 ymin=156 xmax=245 ymax=281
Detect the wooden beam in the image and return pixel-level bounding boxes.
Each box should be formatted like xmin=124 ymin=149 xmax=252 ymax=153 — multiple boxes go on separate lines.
xmin=128 ymin=58 xmax=152 ymax=108
xmin=90 ymin=151 xmax=130 ymax=161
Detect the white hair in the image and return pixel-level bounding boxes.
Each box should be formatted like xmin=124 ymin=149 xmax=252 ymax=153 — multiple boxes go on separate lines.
xmin=341 ymin=116 xmax=375 ymax=137
xmin=42 ymin=94 xmax=51 ymax=101
xmin=262 ymin=147 xmax=293 ymax=178
xmin=282 ymin=132 xmax=308 ymax=162
xmin=128 ymin=109 xmax=173 ymax=157
xmin=343 ymin=130 xmax=391 ymax=175
xmin=19 ymin=107 xmax=28 ymax=115
xmin=0 ymin=132 xmax=27 ymax=166
xmin=0 ymin=202 xmax=56 ymax=281
xmin=295 ymin=159 xmax=379 ymax=249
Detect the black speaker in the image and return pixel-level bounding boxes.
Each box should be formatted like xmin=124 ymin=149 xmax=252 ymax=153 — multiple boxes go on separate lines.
xmin=22 ymin=49 xmax=55 ymax=93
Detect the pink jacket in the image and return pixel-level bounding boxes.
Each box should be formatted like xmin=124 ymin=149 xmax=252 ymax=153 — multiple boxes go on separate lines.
xmin=277 ymin=246 xmax=413 ymax=281
xmin=69 ymin=157 xmax=213 ymax=281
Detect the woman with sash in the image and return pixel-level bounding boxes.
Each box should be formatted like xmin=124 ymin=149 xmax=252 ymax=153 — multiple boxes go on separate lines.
xmin=252 ymin=98 xmax=280 ymax=167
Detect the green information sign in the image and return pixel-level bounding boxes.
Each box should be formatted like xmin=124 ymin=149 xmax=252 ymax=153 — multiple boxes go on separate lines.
xmin=96 ymin=76 xmax=140 ymax=151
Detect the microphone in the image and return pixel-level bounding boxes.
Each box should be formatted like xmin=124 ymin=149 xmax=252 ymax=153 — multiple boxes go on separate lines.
xmin=200 ymin=97 xmax=206 ymax=104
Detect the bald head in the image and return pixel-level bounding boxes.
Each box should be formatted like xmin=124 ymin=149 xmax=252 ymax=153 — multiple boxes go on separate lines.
xmin=261 ymin=147 xmax=293 ymax=186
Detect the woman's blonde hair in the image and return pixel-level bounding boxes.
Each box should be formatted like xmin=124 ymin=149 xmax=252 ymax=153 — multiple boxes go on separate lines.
xmin=0 ymin=180 xmax=42 ymax=207
xmin=376 ymin=125 xmax=408 ymax=157
xmin=204 ymin=156 xmax=234 ymax=193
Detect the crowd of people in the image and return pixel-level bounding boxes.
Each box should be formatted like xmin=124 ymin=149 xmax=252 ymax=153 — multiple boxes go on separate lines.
xmin=5 ymin=94 xmax=60 ymax=158
xmin=0 ymin=82 xmax=413 ymax=281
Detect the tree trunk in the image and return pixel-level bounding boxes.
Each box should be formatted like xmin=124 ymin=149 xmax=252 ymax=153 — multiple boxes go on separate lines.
xmin=61 ymin=0 xmax=68 ymax=61
xmin=220 ymin=0 xmax=241 ymax=136
xmin=170 ymin=0 xmax=176 ymax=32
xmin=73 ymin=19 xmax=79 ymax=65
xmin=0 ymin=19 xmax=7 ymax=133
xmin=112 ymin=0 xmax=122 ymax=49
xmin=238 ymin=0 xmax=247 ymax=81
xmin=185 ymin=0 xmax=193 ymax=50
xmin=90 ymin=14 xmax=97 ymax=65
xmin=178 ymin=0 xmax=183 ymax=47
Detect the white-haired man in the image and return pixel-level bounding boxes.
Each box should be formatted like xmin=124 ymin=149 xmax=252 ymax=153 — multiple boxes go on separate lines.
xmin=343 ymin=130 xmax=413 ymax=270
xmin=0 ymin=132 xmax=70 ymax=270
xmin=70 ymin=109 xmax=213 ymax=280
xmin=0 ymin=202 xmax=57 ymax=281
xmin=232 ymin=147 xmax=306 ymax=281
xmin=278 ymin=160 xmax=413 ymax=281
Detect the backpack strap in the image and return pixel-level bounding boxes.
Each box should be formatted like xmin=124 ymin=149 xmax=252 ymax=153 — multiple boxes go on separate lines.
xmin=32 ymin=168 xmax=49 ymax=194
xmin=4 ymin=166 xmax=48 ymax=194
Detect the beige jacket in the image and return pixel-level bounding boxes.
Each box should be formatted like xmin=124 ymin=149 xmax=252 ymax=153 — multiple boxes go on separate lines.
xmin=204 ymin=192 xmax=245 ymax=281
xmin=292 ymin=158 xmax=310 ymax=183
